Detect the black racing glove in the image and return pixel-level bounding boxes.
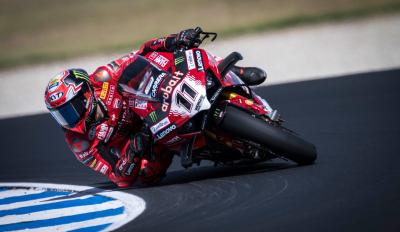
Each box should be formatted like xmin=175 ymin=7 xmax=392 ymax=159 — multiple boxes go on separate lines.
xmin=130 ymin=132 xmax=151 ymax=159
xmin=115 ymin=132 xmax=151 ymax=177
xmin=176 ymin=28 xmax=201 ymax=49
xmin=115 ymin=148 xmax=137 ymax=177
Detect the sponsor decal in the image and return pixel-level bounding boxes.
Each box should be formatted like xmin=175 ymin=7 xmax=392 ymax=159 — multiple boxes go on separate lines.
xmin=173 ymin=52 xmax=188 ymax=73
xmin=100 ymin=165 xmax=109 ymax=174
xmin=149 ymin=52 xmax=169 ymax=68
xmin=76 ymin=149 xmax=93 ymax=161
xmin=165 ymin=136 xmax=182 ymax=145
xmin=97 ymin=123 xmax=109 ymax=140
xmin=104 ymin=127 xmax=114 ymax=143
xmin=174 ymin=56 xmax=185 ymax=65
xmin=156 ymin=123 xmax=176 ymax=140
xmin=149 ymin=52 xmax=158 ymax=60
xmin=47 ymin=70 xmax=69 ymax=93
xmin=149 ymin=111 xmax=157 ymax=122
xmin=185 ymin=50 xmax=196 ymax=70
xmin=161 ymin=75 xmax=182 ymax=112
xmin=174 ymin=71 xmax=184 ymax=77
xmin=144 ymin=77 xmax=154 ymax=95
xmin=89 ymin=159 xmax=97 ymax=168
xmin=118 ymin=157 xmax=128 ymax=172
xmin=135 ymin=99 xmax=147 ymax=110
xmin=100 ymin=82 xmax=109 ymax=100
xmin=195 ymin=95 xmax=206 ymax=111
xmin=129 ymin=98 xmax=135 ymax=107
xmin=95 ymin=161 xmax=103 ymax=171
xmin=154 ymin=55 xmax=169 ymax=67
xmin=106 ymin=85 xmax=115 ymax=105
xmin=48 ymin=81 xmax=60 ymax=93
xmin=82 ymin=156 xmax=94 ymax=165
xmin=151 ymin=72 xmax=166 ymax=98
xmin=113 ymin=99 xmax=121 ymax=109
xmin=77 ymin=152 xmax=88 ymax=160
xmin=195 ymin=50 xmax=204 ymax=72
xmin=49 ymin=92 xmax=63 ymax=102
xmin=210 ymin=87 xmax=222 ymax=102
xmin=150 ymin=117 xmax=171 ymax=134
xmin=72 ymin=70 xmax=89 ymax=81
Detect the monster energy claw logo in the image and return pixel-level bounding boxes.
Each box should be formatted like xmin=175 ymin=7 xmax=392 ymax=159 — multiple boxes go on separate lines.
xmin=149 ymin=112 xmax=157 ymax=122
xmin=73 ymin=70 xmax=89 ymax=81
xmin=174 ymin=56 xmax=185 ymax=65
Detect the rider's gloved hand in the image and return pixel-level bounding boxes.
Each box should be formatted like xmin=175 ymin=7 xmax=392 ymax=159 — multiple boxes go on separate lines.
xmin=130 ymin=132 xmax=151 ymax=159
xmin=176 ymin=28 xmax=201 ymax=49
xmin=115 ymin=148 xmax=137 ymax=178
xmin=115 ymin=131 xmax=154 ymax=179
xmin=115 ymin=132 xmax=149 ymax=178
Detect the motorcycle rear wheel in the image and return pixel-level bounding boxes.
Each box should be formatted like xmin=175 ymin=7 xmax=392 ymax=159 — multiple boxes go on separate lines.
xmin=220 ymin=106 xmax=317 ymax=165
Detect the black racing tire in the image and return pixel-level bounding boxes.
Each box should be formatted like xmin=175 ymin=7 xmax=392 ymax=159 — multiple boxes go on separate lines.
xmin=220 ymin=106 xmax=317 ymax=165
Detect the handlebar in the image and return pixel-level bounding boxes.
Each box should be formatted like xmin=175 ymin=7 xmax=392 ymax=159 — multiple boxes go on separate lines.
xmin=194 ymin=26 xmax=218 ymax=44
xmin=178 ymin=27 xmax=218 ymax=51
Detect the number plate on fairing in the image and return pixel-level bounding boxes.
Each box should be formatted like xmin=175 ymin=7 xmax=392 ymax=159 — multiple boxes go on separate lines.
xmin=121 ymin=51 xmax=211 ymax=143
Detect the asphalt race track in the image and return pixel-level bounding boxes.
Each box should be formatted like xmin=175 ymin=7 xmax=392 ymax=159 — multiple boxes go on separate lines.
xmin=1 ymin=69 xmax=400 ymax=231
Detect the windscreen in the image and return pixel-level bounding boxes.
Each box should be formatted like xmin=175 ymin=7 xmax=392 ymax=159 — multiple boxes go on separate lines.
xmin=223 ymin=70 xmax=245 ymax=86
xmin=118 ymin=56 xmax=169 ymax=102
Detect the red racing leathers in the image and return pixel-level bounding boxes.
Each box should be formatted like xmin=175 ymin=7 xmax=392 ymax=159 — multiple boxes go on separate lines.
xmin=65 ymin=35 xmax=178 ymax=188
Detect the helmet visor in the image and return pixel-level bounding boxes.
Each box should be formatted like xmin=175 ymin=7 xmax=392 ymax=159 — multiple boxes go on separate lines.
xmin=49 ymin=90 xmax=92 ymax=128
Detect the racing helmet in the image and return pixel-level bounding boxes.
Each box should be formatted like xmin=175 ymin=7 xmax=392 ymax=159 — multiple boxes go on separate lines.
xmin=44 ymin=69 xmax=96 ymax=129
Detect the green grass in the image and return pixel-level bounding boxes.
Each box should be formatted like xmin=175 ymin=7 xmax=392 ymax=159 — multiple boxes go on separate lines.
xmin=220 ymin=2 xmax=400 ymax=36
xmin=1 ymin=0 xmax=400 ymax=70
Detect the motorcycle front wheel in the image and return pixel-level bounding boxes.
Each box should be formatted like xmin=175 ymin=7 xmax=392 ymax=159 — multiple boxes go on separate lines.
xmin=220 ymin=106 xmax=317 ymax=165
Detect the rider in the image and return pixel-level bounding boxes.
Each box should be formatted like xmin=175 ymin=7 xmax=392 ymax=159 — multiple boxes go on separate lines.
xmin=44 ymin=28 xmax=266 ymax=188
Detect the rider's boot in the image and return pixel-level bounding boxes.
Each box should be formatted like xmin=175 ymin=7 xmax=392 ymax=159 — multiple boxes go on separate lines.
xmin=231 ymin=66 xmax=267 ymax=86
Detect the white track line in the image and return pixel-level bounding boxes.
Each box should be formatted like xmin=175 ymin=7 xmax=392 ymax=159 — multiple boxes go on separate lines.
xmin=0 ymin=189 xmax=46 ymax=199
xmin=12 ymin=214 xmax=126 ymax=232
xmin=0 ymin=200 xmax=124 ymax=225
xmin=0 ymin=183 xmax=146 ymax=232
xmin=0 ymin=191 xmax=91 ymax=211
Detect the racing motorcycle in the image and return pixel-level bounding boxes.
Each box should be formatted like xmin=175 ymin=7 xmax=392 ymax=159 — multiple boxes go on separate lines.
xmin=119 ymin=27 xmax=317 ymax=169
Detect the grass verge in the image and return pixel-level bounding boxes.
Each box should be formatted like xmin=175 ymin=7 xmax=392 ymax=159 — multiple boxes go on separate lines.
xmin=1 ymin=0 xmax=399 ymax=70
xmin=220 ymin=2 xmax=400 ymax=36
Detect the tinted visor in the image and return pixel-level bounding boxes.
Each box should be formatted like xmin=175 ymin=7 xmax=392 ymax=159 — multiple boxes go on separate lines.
xmin=49 ymin=90 xmax=92 ymax=129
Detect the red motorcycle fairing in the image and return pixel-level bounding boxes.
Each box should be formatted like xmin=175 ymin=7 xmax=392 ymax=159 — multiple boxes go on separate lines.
xmin=119 ymin=49 xmax=214 ymax=149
